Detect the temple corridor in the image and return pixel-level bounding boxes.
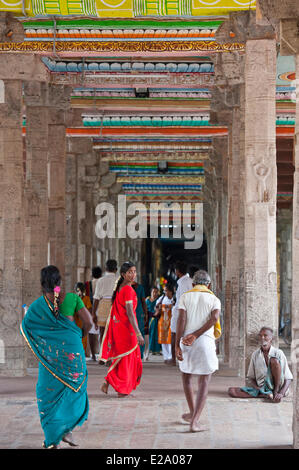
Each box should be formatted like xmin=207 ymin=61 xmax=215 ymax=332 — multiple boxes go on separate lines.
xmin=0 ymin=0 xmax=299 ymax=449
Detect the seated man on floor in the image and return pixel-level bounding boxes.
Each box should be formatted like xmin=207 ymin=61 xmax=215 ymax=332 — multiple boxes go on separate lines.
xmin=228 ymin=327 xmax=293 ymax=403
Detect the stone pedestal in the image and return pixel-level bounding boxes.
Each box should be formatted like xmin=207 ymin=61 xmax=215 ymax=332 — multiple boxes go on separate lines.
xmin=0 ymin=80 xmax=26 ymax=376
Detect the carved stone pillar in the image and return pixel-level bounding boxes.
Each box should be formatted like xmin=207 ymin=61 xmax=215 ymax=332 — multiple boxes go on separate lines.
xmin=243 ymin=39 xmax=278 ymax=371
xmin=67 ymin=137 xmax=95 ymax=283
xmin=23 ymin=82 xmax=49 ymax=306
xmin=215 ymin=12 xmax=278 ymax=375
xmin=258 ymin=3 xmax=299 ymax=449
xmin=0 ymin=79 xmax=25 ymax=376
xmin=47 ymin=85 xmax=71 ymax=280
xmin=210 ymin=54 xmax=246 ymax=373
xmin=292 ymin=52 xmax=299 ymax=449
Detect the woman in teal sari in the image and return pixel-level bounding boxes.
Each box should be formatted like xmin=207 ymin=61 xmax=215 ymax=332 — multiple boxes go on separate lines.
xmin=20 ymin=265 xmax=93 ymax=449
xmin=146 ymin=287 xmax=161 ymax=355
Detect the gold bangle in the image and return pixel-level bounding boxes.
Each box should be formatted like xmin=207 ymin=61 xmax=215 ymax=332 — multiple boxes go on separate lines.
xmin=137 ymin=333 xmax=142 ymax=337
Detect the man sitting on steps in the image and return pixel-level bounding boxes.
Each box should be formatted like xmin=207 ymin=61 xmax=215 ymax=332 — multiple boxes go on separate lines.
xmin=228 ymin=327 xmax=293 ymax=403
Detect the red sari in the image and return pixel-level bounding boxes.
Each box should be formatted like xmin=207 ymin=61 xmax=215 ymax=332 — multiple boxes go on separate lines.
xmin=99 ymin=285 xmax=142 ymax=395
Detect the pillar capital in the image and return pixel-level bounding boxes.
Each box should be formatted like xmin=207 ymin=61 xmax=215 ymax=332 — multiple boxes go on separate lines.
xmin=258 ymin=0 xmax=299 ymax=20
xmin=0 ymin=13 xmax=24 ymax=43
xmin=280 ymin=19 xmax=299 ymax=56
xmin=215 ymin=10 xmax=276 ymax=44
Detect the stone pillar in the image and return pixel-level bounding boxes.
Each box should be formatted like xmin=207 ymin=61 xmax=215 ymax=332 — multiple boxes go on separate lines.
xmin=67 ymin=137 xmax=94 ymax=284
xmin=47 ymin=85 xmax=71 ymax=280
xmin=292 ymin=53 xmax=299 ymax=449
xmin=228 ymin=92 xmax=246 ymax=375
xmin=277 ymin=209 xmax=292 ymax=321
xmin=243 ymin=38 xmax=278 ymax=369
xmin=23 ymin=82 xmax=49 ymax=306
xmin=215 ymin=12 xmax=278 ymax=375
xmin=210 ymin=54 xmax=246 ymax=373
xmin=65 ymin=149 xmax=78 ymax=293
xmin=0 ymin=79 xmax=25 ymax=376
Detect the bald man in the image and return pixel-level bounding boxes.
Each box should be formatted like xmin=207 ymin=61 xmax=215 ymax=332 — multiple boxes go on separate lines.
xmin=228 ymin=327 xmax=293 ymax=403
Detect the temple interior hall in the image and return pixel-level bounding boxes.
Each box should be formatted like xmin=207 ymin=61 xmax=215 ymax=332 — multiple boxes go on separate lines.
xmin=0 ymin=0 xmax=299 ymax=448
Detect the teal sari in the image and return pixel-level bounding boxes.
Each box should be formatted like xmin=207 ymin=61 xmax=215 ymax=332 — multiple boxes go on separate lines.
xmin=133 ymin=284 xmax=146 ymax=359
xmin=20 ymin=295 xmax=89 ymax=448
xmin=146 ymin=297 xmax=160 ymax=354
xmin=241 ymin=357 xmax=283 ymax=398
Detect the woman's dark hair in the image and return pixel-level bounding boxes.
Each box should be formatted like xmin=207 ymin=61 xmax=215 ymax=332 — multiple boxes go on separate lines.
xmin=111 ymin=261 xmax=136 ymax=304
xmin=40 ymin=265 xmax=61 ymax=293
xmin=92 ymin=266 xmax=102 ymax=279
xmin=75 ymin=282 xmax=86 ymax=294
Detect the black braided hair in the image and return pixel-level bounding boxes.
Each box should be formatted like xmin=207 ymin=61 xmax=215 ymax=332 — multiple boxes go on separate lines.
xmin=111 ymin=261 xmax=136 ymax=305
xmin=40 ymin=265 xmax=61 ymax=318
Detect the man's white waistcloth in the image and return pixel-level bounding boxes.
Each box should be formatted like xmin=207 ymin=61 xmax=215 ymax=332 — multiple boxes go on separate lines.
xmin=177 ymin=289 xmax=221 ymax=375
xmin=179 ymin=334 xmax=218 ymax=375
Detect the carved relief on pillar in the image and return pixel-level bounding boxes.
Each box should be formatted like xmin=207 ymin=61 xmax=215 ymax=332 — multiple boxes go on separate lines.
xmin=248 ymin=143 xmax=277 ymax=205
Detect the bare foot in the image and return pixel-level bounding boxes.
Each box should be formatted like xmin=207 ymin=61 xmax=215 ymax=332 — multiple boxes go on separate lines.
xmin=190 ymin=422 xmax=208 ymax=433
xmin=101 ymin=381 xmax=109 ymax=394
xmin=182 ymin=413 xmax=192 ymax=423
xmin=117 ymin=392 xmax=129 ymax=398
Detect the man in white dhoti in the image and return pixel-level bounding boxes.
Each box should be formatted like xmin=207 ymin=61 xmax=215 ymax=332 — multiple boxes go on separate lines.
xmin=176 ymin=270 xmax=221 ymax=433
xmin=228 ymin=327 xmax=293 ymax=402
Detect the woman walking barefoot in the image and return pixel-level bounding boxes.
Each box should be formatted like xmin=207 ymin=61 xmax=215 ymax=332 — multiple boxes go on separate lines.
xmin=99 ymin=262 xmax=144 ymax=397
xmin=20 ymin=265 xmax=93 ymax=448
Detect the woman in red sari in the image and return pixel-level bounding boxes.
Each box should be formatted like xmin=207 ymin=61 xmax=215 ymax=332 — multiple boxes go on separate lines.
xmin=99 ymin=262 xmax=144 ymax=397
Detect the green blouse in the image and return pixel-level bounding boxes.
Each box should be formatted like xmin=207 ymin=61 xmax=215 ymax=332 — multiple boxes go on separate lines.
xmin=60 ymin=293 xmax=85 ymax=317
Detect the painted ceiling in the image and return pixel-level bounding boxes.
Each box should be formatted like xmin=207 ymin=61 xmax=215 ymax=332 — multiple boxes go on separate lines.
xmin=1 ymin=0 xmax=256 ymax=18
xmin=0 ymin=0 xmax=292 ymax=207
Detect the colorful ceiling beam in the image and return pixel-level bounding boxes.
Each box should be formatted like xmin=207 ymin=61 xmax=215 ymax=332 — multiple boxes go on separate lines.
xmin=100 ymin=151 xmax=210 ymax=160
xmin=122 ymin=183 xmax=202 ymax=194
xmin=67 ymin=126 xmax=228 ymax=137
xmin=117 ymin=175 xmax=205 ymax=184
xmin=109 ymin=161 xmax=204 ymax=174
xmin=0 ymin=40 xmax=244 ymax=55
xmin=82 ymin=114 xmax=210 ymax=127
xmin=42 ymin=58 xmax=214 ymax=73
xmin=72 ymin=87 xmax=212 ymax=100
xmin=1 ymin=0 xmax=256 ymax=18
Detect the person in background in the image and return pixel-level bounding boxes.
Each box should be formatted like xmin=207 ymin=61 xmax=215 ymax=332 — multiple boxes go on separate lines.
xmin=74 ymin=282 xmax=92 ymax=357
xmin=188 ymin=265 xmax=199 ymax=279
xmin=146 ymin=286 xmax=161 ymax=357
xmin=132 ymin=279 xmax=148 ymax=360
xmin=154 ymin=284 xmax=175 ymax=364
xmin=20 ymin=265 xmax=92 ymax=448
xmin=85 ymin=266 xmax=102 ymax=305
xmin=92 ymin=259 xmax=118 ymax=352
xmin=88 ymin=267 xmax=102 ymax=361
xmin=170 ymin=261 xmax=193 ymax=366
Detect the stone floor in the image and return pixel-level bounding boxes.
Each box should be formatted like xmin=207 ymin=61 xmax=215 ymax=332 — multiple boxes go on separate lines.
xmin=0 ymin=355 xmax=294 ymax=450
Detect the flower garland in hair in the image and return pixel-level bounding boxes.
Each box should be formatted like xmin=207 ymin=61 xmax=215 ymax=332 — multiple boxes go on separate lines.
xmin=53 ymin=286 xmax=61 ymax=318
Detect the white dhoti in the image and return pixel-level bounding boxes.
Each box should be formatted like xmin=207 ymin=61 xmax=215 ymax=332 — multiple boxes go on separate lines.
xmin=179 ymin=334 xmax=218 ymax=375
